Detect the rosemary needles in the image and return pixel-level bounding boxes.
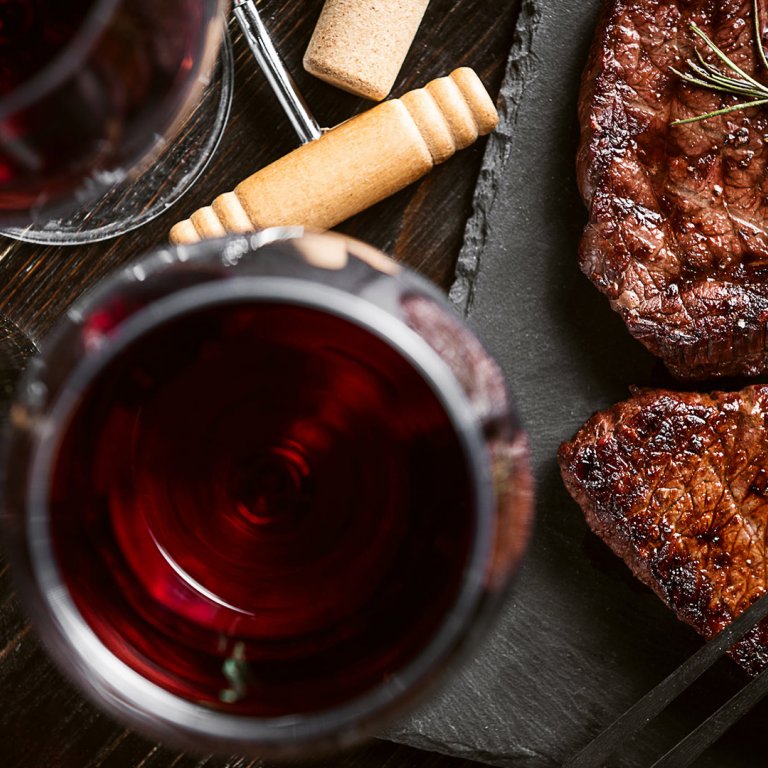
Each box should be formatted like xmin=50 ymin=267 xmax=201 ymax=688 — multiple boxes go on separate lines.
xmin=671 ymin=0 xmax=768 ymax=125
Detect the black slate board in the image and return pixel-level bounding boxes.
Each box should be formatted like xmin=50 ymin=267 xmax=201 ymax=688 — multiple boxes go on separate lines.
xmin=388 ymin=1 xmax=768 ymax=766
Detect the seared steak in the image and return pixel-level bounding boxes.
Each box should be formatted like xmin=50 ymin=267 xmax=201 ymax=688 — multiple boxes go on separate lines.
xmin=579 ymin=0 xmax=768 ymax=378
xmin=559 ymin=386 xmax=768 ymax=674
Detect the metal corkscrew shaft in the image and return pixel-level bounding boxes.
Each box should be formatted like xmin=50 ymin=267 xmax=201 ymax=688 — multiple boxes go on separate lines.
xmin=232 ymin=0 xmax=321 ymax=144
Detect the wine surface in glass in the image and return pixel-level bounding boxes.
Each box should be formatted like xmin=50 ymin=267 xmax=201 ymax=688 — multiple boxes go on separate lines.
xmin=0 ymin=0 xmax=209 ymax=218
xmin=48 ymin=301 xmax=476 ymax=716
xmin=0 ymin=0 xmax=94 ymax=95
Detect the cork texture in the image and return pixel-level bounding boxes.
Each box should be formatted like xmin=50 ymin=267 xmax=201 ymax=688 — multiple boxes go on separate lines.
xmin=304 ymin=0 xmax=431 ymax=101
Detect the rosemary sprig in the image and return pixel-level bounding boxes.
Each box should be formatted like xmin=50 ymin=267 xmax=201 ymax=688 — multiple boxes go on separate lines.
xmin=671 ymin=0 xmax=768 ymax=125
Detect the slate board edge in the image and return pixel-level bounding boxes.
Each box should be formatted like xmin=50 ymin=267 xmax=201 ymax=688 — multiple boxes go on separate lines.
xmin=448 ymin=0 xmax=543 ymax=319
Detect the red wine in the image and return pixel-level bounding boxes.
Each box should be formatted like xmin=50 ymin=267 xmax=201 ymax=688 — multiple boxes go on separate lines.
xmin=0 ymin=0 xmax=94 ymax=95
xmin=49 ymin=301 xmax=476 ymax=715
xmin=0 ymin=0 xmax=210 ymax=220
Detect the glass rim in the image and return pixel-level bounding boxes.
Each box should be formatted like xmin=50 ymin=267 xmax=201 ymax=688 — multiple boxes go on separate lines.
xmin=18 ymin=235 xmax=499 ymax=753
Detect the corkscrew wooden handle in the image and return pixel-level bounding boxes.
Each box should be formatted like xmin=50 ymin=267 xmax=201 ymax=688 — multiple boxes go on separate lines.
xmin=169 ymin=68 xmax=498 ymax=246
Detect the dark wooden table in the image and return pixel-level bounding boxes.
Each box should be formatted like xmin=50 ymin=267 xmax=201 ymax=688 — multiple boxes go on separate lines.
xmin=0 ymin=1 xmax=520 ymax=766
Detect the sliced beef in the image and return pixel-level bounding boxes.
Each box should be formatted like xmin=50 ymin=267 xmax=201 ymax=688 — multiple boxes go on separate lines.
xmin=558 ymin=386 xmax=768 ymax=674
xmin=579 ymin=0 xmax=768 ymax=378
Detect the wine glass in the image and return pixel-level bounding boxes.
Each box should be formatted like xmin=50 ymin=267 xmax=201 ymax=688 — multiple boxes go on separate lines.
xmin=0 ymin=0 xmax=233 ymax=244
xmin=3 ymin=230 xmax=533 ymax=757
xmin=0 ymin=0 xmax=233 ymax=418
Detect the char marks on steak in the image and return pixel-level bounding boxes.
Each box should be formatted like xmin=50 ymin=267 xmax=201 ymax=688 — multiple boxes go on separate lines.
xmin=558 ymin=386 xmax=768 ymax=674
xmin=579 ymin=0 xmax=768 ymax=378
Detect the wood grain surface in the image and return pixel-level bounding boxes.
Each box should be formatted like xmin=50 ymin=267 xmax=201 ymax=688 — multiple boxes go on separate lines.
xmin=0 ymin=1 xmax=520 ymax=767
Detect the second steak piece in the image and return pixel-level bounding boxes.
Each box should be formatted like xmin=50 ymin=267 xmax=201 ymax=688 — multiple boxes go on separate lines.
xmin=558 ymin=386 xmax=768 ymax=675
xmin=579 ymin=0 xmax=768 ymax=378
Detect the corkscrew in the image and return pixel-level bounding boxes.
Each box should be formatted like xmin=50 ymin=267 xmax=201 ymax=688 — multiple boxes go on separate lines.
xmin=169 ymin=0 xmax=497 ymax=244
xmin=231 ymin=1 xmax=321 ymax=144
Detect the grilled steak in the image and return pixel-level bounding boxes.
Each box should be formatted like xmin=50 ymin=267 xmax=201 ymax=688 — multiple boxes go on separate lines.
xmin=559 ymin=386 xmax=768 ymax=674
xmin=579 ymin=0 xmax=768 ymax=378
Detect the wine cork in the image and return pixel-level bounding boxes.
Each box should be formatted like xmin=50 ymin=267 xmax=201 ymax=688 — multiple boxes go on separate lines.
xmin=169 ymin=68 xmax=498 ymax=245
xmin=303 ymin=0 xmax=431 ymax=101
